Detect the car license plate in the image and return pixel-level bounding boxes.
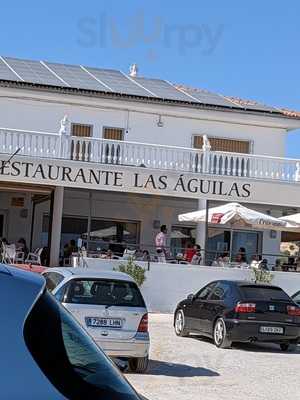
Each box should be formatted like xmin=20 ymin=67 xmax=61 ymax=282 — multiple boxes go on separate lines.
xmin=85 ymin=317 xmax=123 ymax=329
xmin=259 ymin=326 xmax=284 ymax=334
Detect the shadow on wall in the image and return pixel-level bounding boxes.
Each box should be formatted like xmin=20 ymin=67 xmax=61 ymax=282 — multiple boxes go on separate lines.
xmin=145 ymin=359 xmax=219 ymax=377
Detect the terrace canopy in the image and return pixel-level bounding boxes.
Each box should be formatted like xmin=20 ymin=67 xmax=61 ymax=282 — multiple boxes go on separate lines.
xmin=178 ymin=202 xmax=300 ymax=231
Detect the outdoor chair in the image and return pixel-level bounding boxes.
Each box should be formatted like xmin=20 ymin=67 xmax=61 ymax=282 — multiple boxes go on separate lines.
xmin=15 ymin=250 xmax=25 ymax=264
xmin=25 ymin=247 xmax=43 ymax=265
xmin=3 ymin=244 xmax=16 ymax=264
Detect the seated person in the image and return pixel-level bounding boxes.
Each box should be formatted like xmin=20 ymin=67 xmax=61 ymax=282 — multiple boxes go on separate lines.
xmin=63 ymin=239 xmax=77 ymax=258
xmin=16 ymin=238 xmax=29 ymax=259
xmin=184 ymin=243 xmax=196 ymax=263
xmin=141 ymin=250 xmax=150 ymax=262
xmin=191 ymin=246 xmax=202 ymax=265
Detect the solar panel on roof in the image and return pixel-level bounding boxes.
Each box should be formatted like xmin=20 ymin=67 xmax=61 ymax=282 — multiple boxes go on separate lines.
xmin=0 ymin=56 xmax=282 ymax=114
xmin=43 ymin=62 xmax=110 ymax=92
xmin=228 ymin=100 xmax=278 ymax=113
xmin=177 ymin=87 xmax=243 ymax=108
xmin=85 ymin=67 xmax=155 ymax=97
xmin=132 ymin=77 xmax=194 ymax=102
xmin=0 ymin=58 xmax=22 ymax=81
xmin=2 ymin=57 xmax=67 ymax=86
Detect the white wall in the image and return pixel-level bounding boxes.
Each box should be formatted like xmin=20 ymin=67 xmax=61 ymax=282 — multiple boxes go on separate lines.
xmin=0 ymin=191 xmax=33 ymax=245
xmin=0 ymin=87 xmax=288 ymax=157
xmin=77 ymin=258 xmax=300 ymax=313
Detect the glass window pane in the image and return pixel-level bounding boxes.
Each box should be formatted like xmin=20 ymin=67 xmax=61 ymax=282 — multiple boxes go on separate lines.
xmin=88 ymin=219 xmax=139 ymax=253
xmin=65 ymin=279 xmax=145 ymax=307
xmin=170 ymin=225 xmax=195 ymax=257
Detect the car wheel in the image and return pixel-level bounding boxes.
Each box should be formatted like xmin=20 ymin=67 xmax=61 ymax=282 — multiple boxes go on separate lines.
xmin=174 ymin=309 xmax=189 ymax=337
xmin=280 ymin=343 xmax=297 ymax=352
xmin=128 ymin=356 xmax=149 ymax=373
xmin=213 ymin=318 xmax=232 ymax=349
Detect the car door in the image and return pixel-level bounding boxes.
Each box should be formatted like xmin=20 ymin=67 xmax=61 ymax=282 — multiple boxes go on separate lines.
xmin=187 ymin=282 xmax=217 ymax=333
xmin=204 ymin=281 xmax=232 ymax=335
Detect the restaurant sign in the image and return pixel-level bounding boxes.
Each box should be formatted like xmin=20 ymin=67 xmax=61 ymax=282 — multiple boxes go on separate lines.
xmin=0 ymin=157 xmax=299 ymax=207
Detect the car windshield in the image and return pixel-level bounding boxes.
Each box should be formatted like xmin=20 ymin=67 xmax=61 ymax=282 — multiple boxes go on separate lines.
xmin=64 ymin=278 xmax=145 ymax=307
xmin=24 ymin=290 xmax=140 ymax=399
xmin=240 ymin=286 xmax=291 ymax=301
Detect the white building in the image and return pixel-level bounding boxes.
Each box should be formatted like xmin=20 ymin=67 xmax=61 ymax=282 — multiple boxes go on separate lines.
xmin=0 ymin=55 xmax=300 ymax=266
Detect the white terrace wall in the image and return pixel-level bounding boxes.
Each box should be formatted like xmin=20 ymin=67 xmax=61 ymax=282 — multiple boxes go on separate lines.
xmin=77 ymin=258 xmax=300 ymax=313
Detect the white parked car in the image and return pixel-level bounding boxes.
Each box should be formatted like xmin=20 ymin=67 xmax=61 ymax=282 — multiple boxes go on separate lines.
xmin=0 ymin=263 xmax=141 ymax=399
xmin=42 ymin=268 xmax=150 ymax=373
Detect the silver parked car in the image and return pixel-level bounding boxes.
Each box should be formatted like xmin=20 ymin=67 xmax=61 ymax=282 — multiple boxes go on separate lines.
xmin=42 ymin=268 xmax=150 ymax=373
xmin=0 ymin=263 xmax=142 ymax=399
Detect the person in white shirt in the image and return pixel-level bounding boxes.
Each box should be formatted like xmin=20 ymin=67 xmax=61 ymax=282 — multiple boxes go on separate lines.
xmin=155 ymin=225 xmax=167 ymax=263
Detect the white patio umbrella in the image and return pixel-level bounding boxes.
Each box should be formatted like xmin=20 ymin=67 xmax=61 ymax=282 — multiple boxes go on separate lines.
xmin=83 ymin=226 xmax=130 ymax=239
xmin=178 ymin=202 xmax=300 ymax=231
xmin=170 ymin=230 xmax=190 ymax=239
xmin=280 ymin=213 xmax=300 ymax=225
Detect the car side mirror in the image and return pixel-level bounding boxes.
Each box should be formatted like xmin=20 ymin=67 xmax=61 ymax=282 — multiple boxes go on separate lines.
xmin=187 ymin=293 xmax=194 ymax=301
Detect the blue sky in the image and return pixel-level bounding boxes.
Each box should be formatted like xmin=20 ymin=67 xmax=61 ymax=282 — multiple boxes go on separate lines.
xmin=1 ymin=1 xmax=299 ymax=156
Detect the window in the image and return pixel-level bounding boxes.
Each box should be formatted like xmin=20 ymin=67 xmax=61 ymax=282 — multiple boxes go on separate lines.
xmin=207 ymin=228 xmax=262 ymax=265
xmin=63 ymin=279 xmax=145 ymax=307
xmin=193 ymin=136 xmax=250 ymax=154
xmin=103 ymin=127 xmax=124 ymax=141
xmin=240 ymin=286 xmax=291 ymax=301
xmin=210 ymin=282 xmax=231 ymax=301
xmin=23 ymin=291 xmax=138 ymax=399
xmin=293 ymin=291 xmax=300 ymax=305
xmin=89 ymin=218 xmax=140 ymax=253
xmin=196 ymin=282 xmax=216 ymax=300
xmin=170 ymin=225 xmax=195 ymax=256
xmin=60 ymin=216 xmax=88 ymax=254
xmin=44 ymin=272 xmax=65 ymax=292
xmin=71 ymin=123 xmax=92 ymax=137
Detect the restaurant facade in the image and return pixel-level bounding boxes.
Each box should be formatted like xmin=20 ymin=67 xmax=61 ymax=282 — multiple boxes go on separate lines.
xmin=0 ymin=56 xmax=300 ymax=266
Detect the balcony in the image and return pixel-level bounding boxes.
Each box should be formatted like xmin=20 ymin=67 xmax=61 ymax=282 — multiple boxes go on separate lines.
xmin=0 ymin=127 xmax=299 ymax=183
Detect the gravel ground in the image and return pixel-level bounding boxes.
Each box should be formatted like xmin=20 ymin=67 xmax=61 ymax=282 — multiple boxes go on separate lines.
xmin=126 ymin=314 xmax=300 ymax=400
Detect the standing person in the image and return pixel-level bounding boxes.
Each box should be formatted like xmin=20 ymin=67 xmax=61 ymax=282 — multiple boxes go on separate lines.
xmin=155 ymin=225 xmax=167 ymax=263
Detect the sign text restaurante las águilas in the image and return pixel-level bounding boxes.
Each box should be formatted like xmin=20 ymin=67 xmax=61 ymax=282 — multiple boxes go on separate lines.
xmin=0 ymin=159 xmax=252 ymax=200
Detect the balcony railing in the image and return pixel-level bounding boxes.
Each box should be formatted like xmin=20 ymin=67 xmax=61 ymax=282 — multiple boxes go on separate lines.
xmin=0 ymin=127 xmax=299 ymax=183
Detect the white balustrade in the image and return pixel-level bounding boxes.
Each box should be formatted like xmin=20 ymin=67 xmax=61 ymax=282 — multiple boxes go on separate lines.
xmin=0 ymin=127 xmax=299 ymax=183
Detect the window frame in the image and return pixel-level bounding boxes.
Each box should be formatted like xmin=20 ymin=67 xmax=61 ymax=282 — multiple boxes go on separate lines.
xmin=43 ymin=272 xmax=65 ymax=292
xmin=209 ymin=281 xmax=232 ymax=301
xmin=191 ymin=134 xmax=253 ymax=154
xmin=102 ymin=126 xmax=125 ymax=141
xmin=61 ymin=278 xmax=146 ymax=308
xmin=195 ymin=282 xmax=217 ymax=301
xmin=71 ymin=123 xmax=93 ymax=137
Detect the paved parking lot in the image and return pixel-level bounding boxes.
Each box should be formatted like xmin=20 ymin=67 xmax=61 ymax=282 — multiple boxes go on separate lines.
xmin=127 ymin=314 xmax=300 ymax=400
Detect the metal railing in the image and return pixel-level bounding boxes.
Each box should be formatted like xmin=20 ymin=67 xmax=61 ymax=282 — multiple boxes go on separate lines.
xmin=0 ymin=127 xmax=300 ymax=183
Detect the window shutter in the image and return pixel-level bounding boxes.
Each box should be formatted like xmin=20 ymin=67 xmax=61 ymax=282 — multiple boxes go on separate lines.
xmin=193 ymin=136 xmax=250 ymax=154
xmin=103 ymin=127 xmax=124 ymax=141
xmin=71 ymin=124 xmax=92 ymax=137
